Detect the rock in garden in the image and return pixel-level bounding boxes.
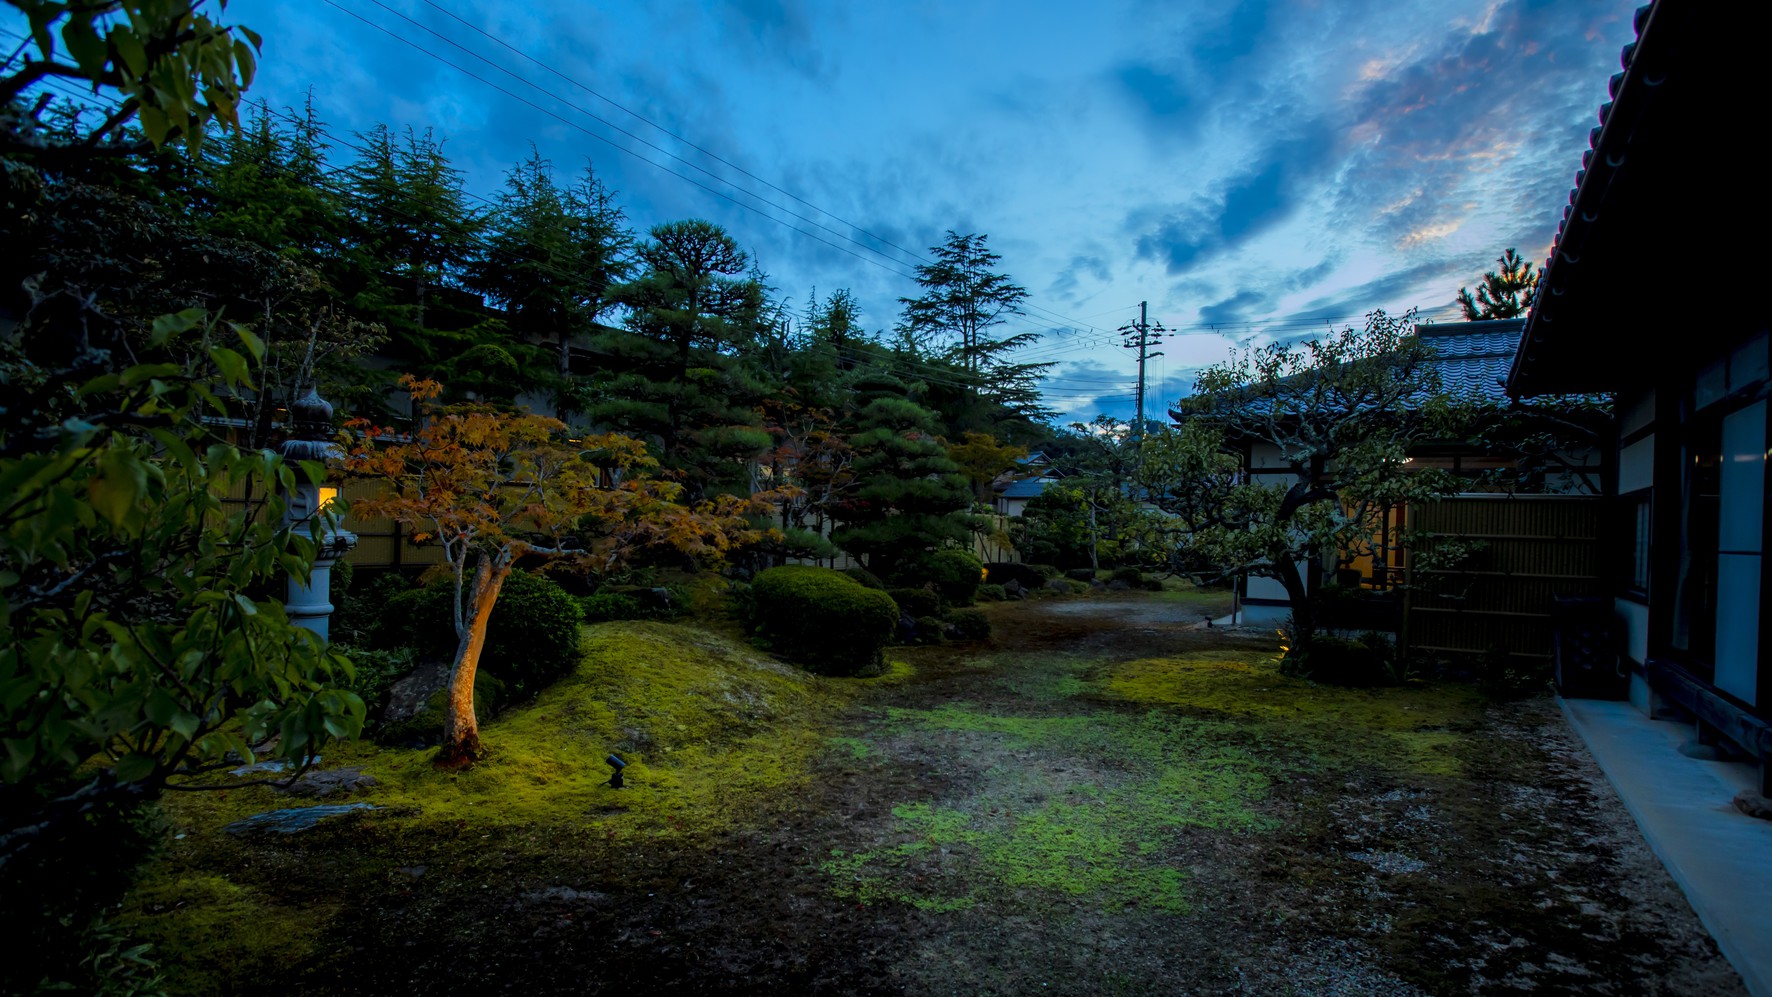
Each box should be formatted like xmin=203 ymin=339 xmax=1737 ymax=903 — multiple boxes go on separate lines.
xmin=384 ymin=658 xmax=450 ymax=722
xmin=1107 ymin=578 xmax=1133 ymax=591
xmin=1733 ymin=790 xmax=1772 ymax=820
xmin=277 ymin=766 xmax=378 ymax=798
xmin=1044 ymin=578 xmax=1070 ymax=593
xmin=224 ymin=803 xmax=377 ymax=835
xmin=1003 ymin=580 xmax=1025 ymax=600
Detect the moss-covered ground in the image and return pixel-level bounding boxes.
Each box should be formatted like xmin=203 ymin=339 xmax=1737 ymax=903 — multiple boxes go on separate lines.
xmin=116 ymin=597 xmax=1742 ymax=996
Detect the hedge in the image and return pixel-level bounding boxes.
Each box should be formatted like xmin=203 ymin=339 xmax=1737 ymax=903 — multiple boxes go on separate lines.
xmin=887 ymin=587 xmax=941 ymax=619
xmin=921 ymin=549 xmax=984 ymax=606
xmin=373 ymin=570 xmax=583 ymax=700
xmin=749 ymin=565 xmax=899 ymax=675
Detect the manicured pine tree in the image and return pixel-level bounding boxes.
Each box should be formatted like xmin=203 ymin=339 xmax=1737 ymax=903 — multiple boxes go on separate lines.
xmin=595 ymin=219 xmax=772 ymax=498
xmin=830 ymin=367 xmax=980 ymax=577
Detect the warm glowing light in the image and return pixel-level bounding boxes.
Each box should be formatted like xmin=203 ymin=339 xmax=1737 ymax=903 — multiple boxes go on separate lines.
xmin=317 ymin=486 xmax=340 ymax=511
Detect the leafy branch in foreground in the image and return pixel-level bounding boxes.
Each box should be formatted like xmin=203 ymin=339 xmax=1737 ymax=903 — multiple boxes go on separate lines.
xmin=1 ymin=310 xmax=364 ymax=869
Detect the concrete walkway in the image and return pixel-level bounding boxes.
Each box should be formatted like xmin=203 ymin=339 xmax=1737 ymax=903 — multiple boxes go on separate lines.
xmin=1561 ymin=698 xmax=1772 ymax=997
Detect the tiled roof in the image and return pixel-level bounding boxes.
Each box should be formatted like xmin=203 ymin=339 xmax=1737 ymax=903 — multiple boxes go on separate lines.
xmin=1417 ymin=320 xmax=1525 ymax=402
xmin=1000 ymin=478 xmax=1050 ymax=499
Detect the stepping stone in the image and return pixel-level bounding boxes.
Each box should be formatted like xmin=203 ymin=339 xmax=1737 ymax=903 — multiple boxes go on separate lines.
xmin=224 ymin=803 xmax=377 ymax=835
xmin=276 ymin=766 xmax=378 ymax=798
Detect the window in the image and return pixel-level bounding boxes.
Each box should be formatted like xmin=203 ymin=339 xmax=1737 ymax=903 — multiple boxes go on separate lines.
xmin=1625 ymin=493 xmax=1651 ymax=597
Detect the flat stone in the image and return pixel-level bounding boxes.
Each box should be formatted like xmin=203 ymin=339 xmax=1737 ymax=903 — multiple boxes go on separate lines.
xmin=230 ymin=758 xmax=311 ymax=777
xmin=277 ymin=766 xmax=378 ymax=798
xmin=224 ymin=803 xmax=377 ymax=835
xmin=1349 ymin=850 xmax=1427 ymax=875
xmin=524 ymin=886 xmax=608 ymax=904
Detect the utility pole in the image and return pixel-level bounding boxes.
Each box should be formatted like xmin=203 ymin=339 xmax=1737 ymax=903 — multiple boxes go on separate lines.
xmin=1120 ymin=301 xmax=1165 ymax=439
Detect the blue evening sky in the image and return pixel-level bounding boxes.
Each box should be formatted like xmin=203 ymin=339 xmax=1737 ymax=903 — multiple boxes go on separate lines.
xmin=62 ymin=1 xmax=1649 ymax=422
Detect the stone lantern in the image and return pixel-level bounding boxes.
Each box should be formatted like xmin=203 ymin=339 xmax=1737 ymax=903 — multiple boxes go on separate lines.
xmin=279 ymin=385 xmax=357 ymax=641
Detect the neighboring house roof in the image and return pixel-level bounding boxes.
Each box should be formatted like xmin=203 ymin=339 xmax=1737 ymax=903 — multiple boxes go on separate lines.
xmin=1509 ymin=1 xmax=1763 ymax=396
xmin=1416 ymin=320 xmax=1525 ymax=403
xmin=1000 ymin=478 xmax=1050 ymax=499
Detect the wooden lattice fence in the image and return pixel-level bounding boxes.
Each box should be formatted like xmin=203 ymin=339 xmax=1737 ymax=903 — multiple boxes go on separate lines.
xmin=1404 ymin=495 xmax=1602 ymax=661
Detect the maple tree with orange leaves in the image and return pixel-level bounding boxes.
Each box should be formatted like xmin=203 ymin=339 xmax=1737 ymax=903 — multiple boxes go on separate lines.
xmin=340 ymin=376 xmax=775 ymax=766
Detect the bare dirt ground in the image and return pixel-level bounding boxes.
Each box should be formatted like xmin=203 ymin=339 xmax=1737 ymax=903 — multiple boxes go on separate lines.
xmin=150 ymin=595 xmax=1743 ymax=995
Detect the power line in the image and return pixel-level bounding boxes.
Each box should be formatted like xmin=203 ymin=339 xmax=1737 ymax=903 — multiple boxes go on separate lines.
xmin=416 ymin=0 xmax=932 ymax=271
xmin=337 ymin=0 xmax=1114 ymax=340
xmin=318 ymin=0 xmax=924 ymax=283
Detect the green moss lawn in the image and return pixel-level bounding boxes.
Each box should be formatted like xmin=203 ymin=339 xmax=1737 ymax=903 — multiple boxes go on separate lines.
xmin=119 ymin=596 xmax=1740 ymax=996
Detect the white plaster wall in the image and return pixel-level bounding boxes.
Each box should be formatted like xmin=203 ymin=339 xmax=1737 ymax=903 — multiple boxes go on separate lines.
xmin=1615 ymin=598 xmax=1649 ymax=665
xmin=1246 ymin=576 xmax=1290 ymax=601
xmin=1248 ymin=442 xmax=1295 ymax=470
xmin=1239 ymin=602 xmax=1292 ymax=626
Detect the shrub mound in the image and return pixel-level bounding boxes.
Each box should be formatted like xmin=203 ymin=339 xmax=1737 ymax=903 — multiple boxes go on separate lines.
xmin=945 ymin=608 xmax=992 ymax=642
xmin=750 ymin=565 xmax=898 ymax=675
xmin=842 ymin=566 xmax=886 ymax=590
xmin=375 ymin=570 xmax=583 ymax=699
xmin=887 ymin=587 xmax=941 ymax=619
xmin=1282 ymin=634 xmax=1395 ymax=687
xmin=922 ymin=550 xmax=984 ymax=606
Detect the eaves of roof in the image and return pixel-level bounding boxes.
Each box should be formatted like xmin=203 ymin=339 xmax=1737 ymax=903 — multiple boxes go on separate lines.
xmin=1508 ymin=2 xmax=1765 ymax=397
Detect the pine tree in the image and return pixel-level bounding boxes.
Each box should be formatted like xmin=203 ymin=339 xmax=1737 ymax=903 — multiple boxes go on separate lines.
xmin=830 ymin=368 xmax=979 ymax=576
xmin=595 ymin=220 xmax=771 ymax=497
xmin=468 ymin=152 xmax=631 ymax=418
xmin=344 ymin=124 xmax=483 ymax=352
xmin=1457 ymin=248 xmax=1539 ymax=320
xmin=898 ymin=231 xmax=1054 ymax=420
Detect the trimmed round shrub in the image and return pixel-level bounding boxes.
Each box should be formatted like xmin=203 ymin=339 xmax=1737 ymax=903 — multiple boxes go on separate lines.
xmin=334 ymin=644 xmax=415 ymax=724
xmin=945 ymin=608 xmax=992 ymax=642
xmin=749 ymin=565 xmax=898 ymax=675
xmin=843 ymin=566 xmax=886 ymax=590
xmin=1284 ymin=636 xmax=1390 ymax=687
xmin=887 ymin=587 xmax=942 ymax=619
xmin=1110 ymin=566 xmax=1144 ymax=584
xmin=922 ymin=550 xmax=984 ymax=606
xmin=372 ymin=570 xmax=583 ymax=700
xmin=1030 ymin=563 xmax=1062 ymax=580
xmin=977 ymin=583 xmax=1007 ymax=602
xmin=581 ymin=591 xmax=645 ymax=623
xmin=913 ymin=615 xmax=947 ymax=644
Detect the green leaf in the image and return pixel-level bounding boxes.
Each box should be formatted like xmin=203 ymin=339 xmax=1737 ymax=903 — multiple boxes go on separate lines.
xmin=209 ymin=346 xmax=250 ymax=388
xmin=113 ymin=753 xmax=156 ymax=783
xmin=233 ymin=594 xmax=259 ymax=617
xmin=234 ymin=324 xmax=266 ymax=362
xmin=111 ymin=25 xmax=147 ymax=77
xmin=169 ymin=711 xmax=201 ymax=742
xmin=60 ymin=17 xmax=106 ymax=76
xmin=88 ymin=448 xmax=146 ymax=529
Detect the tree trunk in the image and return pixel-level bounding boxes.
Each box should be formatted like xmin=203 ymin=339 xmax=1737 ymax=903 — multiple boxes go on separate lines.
xmin=436 ymin=559 xmax=510 ymax=768
xmin=1275 ymin=556 xmax=1314 ymax=652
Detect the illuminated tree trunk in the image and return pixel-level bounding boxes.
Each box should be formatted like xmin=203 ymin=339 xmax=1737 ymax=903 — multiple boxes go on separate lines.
xmin=437 ymin=558 xmax=510 ymax=768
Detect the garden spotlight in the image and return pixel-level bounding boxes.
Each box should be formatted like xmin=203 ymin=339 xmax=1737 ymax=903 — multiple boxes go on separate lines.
xmin=606 ymin=753 xmax=626 ymax=789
